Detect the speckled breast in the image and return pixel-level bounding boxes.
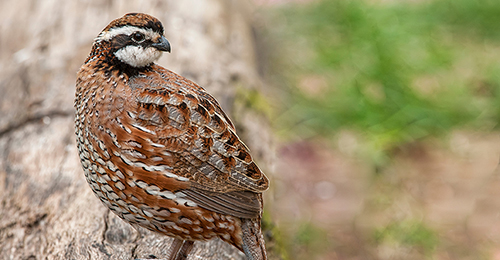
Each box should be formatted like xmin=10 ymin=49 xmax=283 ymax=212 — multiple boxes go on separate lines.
xmin=74 ymin=67 xmax=242 ymax=245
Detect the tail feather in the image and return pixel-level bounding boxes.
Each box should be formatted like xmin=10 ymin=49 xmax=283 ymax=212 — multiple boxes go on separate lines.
xmin=241 ymin=217 xmax=267 ymax=260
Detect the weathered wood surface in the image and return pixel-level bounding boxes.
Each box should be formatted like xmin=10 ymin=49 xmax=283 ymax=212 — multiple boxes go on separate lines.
xmin=0 ymin=0 xmax=274 ymax=259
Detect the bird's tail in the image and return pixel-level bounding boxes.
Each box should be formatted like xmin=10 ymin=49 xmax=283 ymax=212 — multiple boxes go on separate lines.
xmin=241 ymin=217 xmax=268 ymax=260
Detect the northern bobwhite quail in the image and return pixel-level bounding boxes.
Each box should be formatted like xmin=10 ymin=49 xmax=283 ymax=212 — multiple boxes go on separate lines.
xmin=74 ymin=13 xmax=269 ymax=260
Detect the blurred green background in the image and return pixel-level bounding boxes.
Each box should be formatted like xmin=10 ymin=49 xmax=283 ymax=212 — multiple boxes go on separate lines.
xmin=259 ymin=0 xmax=500 ymax=259
xmin=271 ymin=0 xmax=500 ymax=161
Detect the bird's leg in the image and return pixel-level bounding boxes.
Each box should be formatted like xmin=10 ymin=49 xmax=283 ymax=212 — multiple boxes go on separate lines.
xmin=166 ymin=239 xmax=184 ymax=260
xmin=173 ymin=240 xmax=194 ymax=260
xmin=135 ymin=239 xmax=194 ymax=260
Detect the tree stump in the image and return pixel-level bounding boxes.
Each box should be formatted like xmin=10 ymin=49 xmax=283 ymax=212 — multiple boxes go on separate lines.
xmin=0 ymin=0 xmax=274 ymax=259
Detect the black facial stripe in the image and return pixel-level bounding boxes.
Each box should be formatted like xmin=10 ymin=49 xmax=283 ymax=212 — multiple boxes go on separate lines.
xmin=110 ymin=34 xmax=154 ymax=51
xmin=110 ymin=34 xmax=131 ymax=50
xmin=139 ymin=39 xmax=154 ymax=48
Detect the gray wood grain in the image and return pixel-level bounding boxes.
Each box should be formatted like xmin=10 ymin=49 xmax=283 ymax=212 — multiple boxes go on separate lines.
xmin=0 ymin=0 xmax=273 ymax=259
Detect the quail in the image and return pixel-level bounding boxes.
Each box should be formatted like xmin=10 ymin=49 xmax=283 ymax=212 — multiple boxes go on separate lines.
xmin=74 ymin=13 xmax=269 ymax=260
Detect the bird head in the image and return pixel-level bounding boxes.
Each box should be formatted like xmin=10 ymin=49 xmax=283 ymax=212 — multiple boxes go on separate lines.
xmin=95 ymin=13 xmax=171 ymax=68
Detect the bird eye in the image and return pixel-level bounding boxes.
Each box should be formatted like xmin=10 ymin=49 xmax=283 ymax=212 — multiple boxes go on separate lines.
xmin=131 ymin=32 xmax=145 ymax=43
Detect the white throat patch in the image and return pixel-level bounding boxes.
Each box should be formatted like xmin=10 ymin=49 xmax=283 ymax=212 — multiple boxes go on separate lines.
xmin=114 ymin=45 xmax=163 ymax=67
xmin=96 ymin=25 xmax=163 ymax=68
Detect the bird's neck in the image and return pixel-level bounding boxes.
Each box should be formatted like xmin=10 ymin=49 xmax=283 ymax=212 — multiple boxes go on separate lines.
xmin=85 ymin=40 xmax=151 ymax=77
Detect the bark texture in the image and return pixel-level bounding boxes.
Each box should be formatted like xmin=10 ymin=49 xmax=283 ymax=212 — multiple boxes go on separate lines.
xmin=0 ymin=0 xmax=274 ymax=259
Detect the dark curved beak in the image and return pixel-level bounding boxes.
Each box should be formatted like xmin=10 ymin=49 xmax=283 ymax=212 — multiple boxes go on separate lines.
xmin=152 ymin=36 xmax=171 ymax=53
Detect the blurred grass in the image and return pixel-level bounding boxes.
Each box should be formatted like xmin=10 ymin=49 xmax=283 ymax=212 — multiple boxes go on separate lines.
xmin=279 ymin=221 xmax=331 ymax=260
xmin=262 ymin=211 xmax=290 ymax=260
xmin=293 ymin=222 xmax=331 ymax=258
xmin=267 ymin=0 xmax=500 ymax=163
xmin=374 ymin=220 xmax=439 ymax=256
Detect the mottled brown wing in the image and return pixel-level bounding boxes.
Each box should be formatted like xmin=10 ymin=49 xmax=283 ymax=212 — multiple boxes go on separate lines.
xmin=125 ymin=66 xmax=268 ymax=217
xmin=182 ymin=188 xmax=262 ymax=219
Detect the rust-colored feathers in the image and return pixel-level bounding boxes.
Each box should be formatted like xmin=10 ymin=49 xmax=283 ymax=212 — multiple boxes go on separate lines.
xmin=75 ymin=13 xmax=268 ymax=260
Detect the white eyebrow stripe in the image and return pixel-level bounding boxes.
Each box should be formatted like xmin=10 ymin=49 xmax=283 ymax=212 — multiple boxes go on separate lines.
xmin=96 ymin=25 xmax=158 ymax=41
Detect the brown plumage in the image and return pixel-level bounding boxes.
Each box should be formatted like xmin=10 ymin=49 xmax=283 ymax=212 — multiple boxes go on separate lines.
xmin=74 ymin=13 xmax=269 ymax=260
